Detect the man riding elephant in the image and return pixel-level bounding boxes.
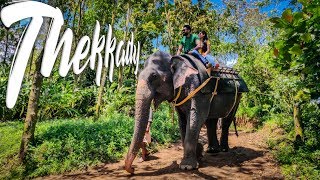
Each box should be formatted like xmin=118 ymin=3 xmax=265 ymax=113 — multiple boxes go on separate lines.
xmin=176 ymin=25 xmax=200 ymax=55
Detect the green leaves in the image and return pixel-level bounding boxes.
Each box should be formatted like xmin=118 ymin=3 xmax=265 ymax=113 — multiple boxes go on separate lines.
xmin=298 ymin=0 xmax=309 ymax=6
xmin=270 ymin=17 xmax=288 ymax=28
xmin=274 ymin=40 xmax=285 ymax=49
xmin=270 ymin=9 xmax=294 ymax=27
xmin=301 ymin=33 xmax=314 ymax=43
xmin=282 ymin=9 xmax=293 ymax=23
xmin=141 ymin=21 xmax=158 ymax=33
xmin=289 ymin=44 xmax=302 ymax=56
xmin=267 ymin=2 xmax=320 ymax=178
xmin=294 ymin=89 xmax=311 ymax=102
xmin=270 ymin=17 xmax=281 ymax=24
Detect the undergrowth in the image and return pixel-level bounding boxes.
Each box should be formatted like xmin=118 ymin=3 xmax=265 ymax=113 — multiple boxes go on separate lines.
xmin=0 ymin=103 xmax=179 ymax=179
xmin=265 ymin=103 xmax=320 ymax=179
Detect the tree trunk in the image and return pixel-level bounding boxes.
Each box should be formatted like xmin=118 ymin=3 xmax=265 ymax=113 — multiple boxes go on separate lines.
xmin=4 ymin=27 xmax=9 ymax=62
xmin=28 ymin=46 xmax=36 ymax=80
xmin=95 ymin=8 xmax=116 ymax=119
xmin=19 ymin=50 xmax=44 ymax=163
xmin=128 ymin=26 xmax=138 ymax=79
xmin=293 ymin=103 xmax=303 ymax=142
xmin=164 ymin=0 xmax=173 ymax=54
xmin=18 ymin=0 xmax=56 ymax=163
xmin=117 ymin=2 xmax=131 ymax=90
xmin=72 ymin=0 xmax=85 ymax=108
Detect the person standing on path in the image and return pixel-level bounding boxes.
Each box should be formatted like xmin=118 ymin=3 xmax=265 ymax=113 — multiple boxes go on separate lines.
xmin=139 ymin=107 xmax=153 ymax=162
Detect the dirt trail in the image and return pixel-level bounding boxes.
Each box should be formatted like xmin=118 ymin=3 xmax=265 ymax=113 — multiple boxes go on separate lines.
xmin=44 ymin=128 xmax=283 ymax=180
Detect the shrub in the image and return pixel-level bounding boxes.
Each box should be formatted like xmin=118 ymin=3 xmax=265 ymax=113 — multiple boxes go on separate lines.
xmin=0 ymin=103 xmax=180 ymax=179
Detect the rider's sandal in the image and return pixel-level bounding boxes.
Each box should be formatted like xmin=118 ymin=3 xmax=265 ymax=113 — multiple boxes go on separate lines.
xmin=212 ymin=64 xmax=220 ymax=72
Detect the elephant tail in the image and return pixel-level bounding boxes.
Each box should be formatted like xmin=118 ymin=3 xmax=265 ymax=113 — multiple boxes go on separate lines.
xmin=233 ymin=117 xmax=239 ymax=137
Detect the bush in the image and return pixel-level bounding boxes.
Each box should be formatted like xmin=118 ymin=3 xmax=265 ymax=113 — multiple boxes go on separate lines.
xmin=0 ymin=64 xmax=30 ymax=121
xmin=102 ymin=80 xmax=136 ymax=117
xmin=0 ymin=103 xmax=180 ymax=179
xmin=267 ymin=102 xmax=320 ymax=179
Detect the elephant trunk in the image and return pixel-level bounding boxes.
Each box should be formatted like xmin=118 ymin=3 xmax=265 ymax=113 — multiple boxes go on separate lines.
xmin=125 ymin=79 xmax=153 ymax=174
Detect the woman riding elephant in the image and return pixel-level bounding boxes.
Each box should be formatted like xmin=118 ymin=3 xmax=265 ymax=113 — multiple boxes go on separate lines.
xmin=125 ymin=51 xmax=244 ymax=174
xmin=190 ymin=30 xmax=217 ymax=68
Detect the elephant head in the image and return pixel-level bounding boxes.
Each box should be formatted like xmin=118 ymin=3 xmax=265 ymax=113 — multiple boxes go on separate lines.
xmin=124 ymin=51 xmax=198 ymax=173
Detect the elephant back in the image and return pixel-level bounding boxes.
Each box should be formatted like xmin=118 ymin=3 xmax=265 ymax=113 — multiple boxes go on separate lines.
xmin=177 ymin=54 xmax=213 ymax=93
xmin=176 ymin=54 xmax=249 ymax=94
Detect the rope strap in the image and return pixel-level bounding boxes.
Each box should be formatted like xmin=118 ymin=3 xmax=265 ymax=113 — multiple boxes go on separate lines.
xmin=172 ymin=86 xmax=182 ymax=103
xmin=170 ymin=74 xmax=240 ymax=134
xmin=172 ymin=76 xmax=219 ymax=107
xmin=210 ymin=77 xmax=220 ymax=103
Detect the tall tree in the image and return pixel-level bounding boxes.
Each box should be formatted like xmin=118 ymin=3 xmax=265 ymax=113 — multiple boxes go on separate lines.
xmin=117 ymin=1 xmax=132 ymax=89
xmin=271 ymin=0 xmax=320 ymax=142
xmin=19 ymin=50 xmax=44 ymax=162
xmin=18 ymin=0 xmax=56 ymax=163
xmin=95 ymin=0 xmax=118 ymax=119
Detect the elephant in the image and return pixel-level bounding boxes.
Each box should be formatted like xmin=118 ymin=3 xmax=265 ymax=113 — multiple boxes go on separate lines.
xmin=124 ymin=51 xmax=248 ymax=173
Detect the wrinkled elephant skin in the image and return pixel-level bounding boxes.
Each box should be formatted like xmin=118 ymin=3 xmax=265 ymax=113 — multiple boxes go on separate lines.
xmin=125 ymin=51 xmax=243 ymax=173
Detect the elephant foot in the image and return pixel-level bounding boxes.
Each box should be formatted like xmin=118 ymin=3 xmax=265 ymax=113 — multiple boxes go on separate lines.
xmin=206 ymin=146 xmax=220 ymax=153
xmin=196 ymin=143 xmax=204 ymax=159
xmin=179 ymin=158 xmax=199 ymax=170
xmin=220 ymin=145 xmax=229 ymax=152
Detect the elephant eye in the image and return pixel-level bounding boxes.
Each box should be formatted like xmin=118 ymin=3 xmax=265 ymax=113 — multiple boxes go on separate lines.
xmin=151 ymin=73 xmax=158 ymax=79
xmin=149 ymin=73 xmax=159 ymax=81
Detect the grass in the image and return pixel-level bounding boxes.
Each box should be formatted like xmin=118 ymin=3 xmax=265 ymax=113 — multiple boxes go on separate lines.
xmin=0 ymin=103 xmax=180 ymax=179
xmin=0 ymin=121 xmax=24 ymax=179
xmin=264 ymin=115 xmax=320 ymax=180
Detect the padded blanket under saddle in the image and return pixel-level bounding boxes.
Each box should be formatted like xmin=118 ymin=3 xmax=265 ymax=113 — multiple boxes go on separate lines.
xmin=179 ymin=54 xmax=249 ymax=94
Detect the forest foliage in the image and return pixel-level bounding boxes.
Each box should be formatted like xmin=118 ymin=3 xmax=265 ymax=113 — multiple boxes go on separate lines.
xmin=0 ymin=0 xmax=319 ymax=179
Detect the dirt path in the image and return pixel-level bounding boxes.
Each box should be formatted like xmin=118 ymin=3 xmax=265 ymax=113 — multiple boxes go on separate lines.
xmin=44 ymin=128 xmax=283 ymax=180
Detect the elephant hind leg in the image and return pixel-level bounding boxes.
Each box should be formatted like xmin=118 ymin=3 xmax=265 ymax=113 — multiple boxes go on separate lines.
xmin=205 ymin=118 xmax=220 ymax=153
xmin=220 ymin=117 xmax=233 ymax=152
xmin=220 ymin=94 xmax=242 ymax=152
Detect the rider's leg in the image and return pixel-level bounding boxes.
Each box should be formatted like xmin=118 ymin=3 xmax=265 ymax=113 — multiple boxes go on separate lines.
xmin=204 ymin=54 xmax=216 ymax=67
xmin=190 ymin=50 xmax=208 ymax=65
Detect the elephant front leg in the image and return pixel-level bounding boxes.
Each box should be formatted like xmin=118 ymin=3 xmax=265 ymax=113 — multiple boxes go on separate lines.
xmin=180 ymin=104 xmax=206 ymax=170
xmin=205 ymin=118 xmax=220 ymax=153
xmin=180 ymin=118 xmax=199 ymax=170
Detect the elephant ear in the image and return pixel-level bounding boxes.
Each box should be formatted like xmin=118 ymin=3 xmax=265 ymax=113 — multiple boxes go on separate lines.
xmin=171 ymin=56 xmax=198 ymax=89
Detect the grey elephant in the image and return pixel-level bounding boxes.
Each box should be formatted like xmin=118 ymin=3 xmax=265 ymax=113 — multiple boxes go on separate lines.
xmin=125 ymin=51 xmax=248 ymax=173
